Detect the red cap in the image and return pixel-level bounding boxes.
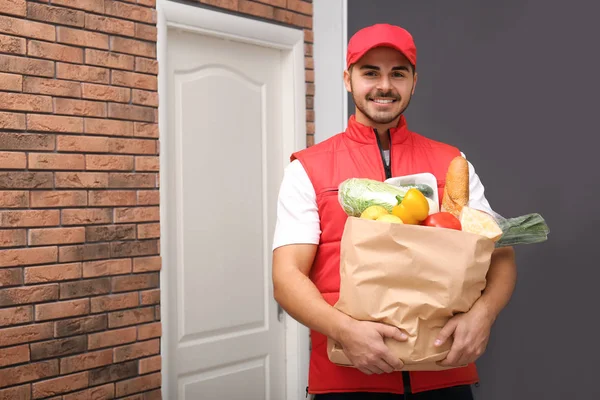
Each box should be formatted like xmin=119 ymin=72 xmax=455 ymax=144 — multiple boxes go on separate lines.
xmin=346 ymin=24 xmax=417 ymax=69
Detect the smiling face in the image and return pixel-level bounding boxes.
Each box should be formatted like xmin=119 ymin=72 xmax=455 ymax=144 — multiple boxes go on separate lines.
xmin=344 ymin=46 xmax=417 ymax=133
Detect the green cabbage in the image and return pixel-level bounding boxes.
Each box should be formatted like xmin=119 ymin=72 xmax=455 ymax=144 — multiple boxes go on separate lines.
xmin=338 ymin=178 xmax=408 ymax=217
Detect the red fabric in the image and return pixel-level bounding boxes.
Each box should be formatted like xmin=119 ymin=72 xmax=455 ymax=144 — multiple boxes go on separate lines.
xmin=291 ymin=115 xmax=479 ymax=394
xmin=346 ymin=24 xmax=417 ymax=68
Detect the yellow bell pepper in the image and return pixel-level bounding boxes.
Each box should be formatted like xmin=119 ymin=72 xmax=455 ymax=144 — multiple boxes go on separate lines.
xmin=392 ymin=188 xmax=430 ymax=224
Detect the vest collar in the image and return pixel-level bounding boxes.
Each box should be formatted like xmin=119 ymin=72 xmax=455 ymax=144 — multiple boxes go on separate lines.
xmin=344 ymin=114 xmax=411 ymax=145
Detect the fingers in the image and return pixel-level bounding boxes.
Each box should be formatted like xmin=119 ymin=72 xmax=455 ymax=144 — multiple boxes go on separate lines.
xmin=435 ymin=318 xmax=458 ymax=347
xmin=382 ymin=350 xmax=404 ymax=371
xmin=377 ymin=324 xmax=408 ymax=342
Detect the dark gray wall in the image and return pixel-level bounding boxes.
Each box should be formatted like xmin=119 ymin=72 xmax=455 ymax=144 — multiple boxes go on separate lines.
xmin=348 ymin=1 xmax=599 ymax=398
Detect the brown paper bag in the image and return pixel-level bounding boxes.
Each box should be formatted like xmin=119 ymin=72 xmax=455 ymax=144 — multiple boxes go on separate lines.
xmin=327 ymin=216 xmax=495 ymax=371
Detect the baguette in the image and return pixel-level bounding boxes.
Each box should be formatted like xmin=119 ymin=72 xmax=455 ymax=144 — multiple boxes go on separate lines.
xmin=441 ymin=156 xmax=469 ymax=218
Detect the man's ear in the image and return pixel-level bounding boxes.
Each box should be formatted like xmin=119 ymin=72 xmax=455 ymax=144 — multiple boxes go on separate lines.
xmin=343 ymin=69 xmax=352 ymax=93
xmin=411 ymin=71 xmax=418 ymax=95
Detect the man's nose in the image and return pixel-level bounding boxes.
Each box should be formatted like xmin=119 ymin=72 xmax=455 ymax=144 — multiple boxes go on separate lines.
xmin=377 ymin=76 xmax=392 ymax=92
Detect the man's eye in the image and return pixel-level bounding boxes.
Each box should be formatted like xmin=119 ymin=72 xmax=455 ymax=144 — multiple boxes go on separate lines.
xmin=364 ymin=71 xmax=377 ymax=77
xmin=393 ymin=72 xmax=405 ymax=78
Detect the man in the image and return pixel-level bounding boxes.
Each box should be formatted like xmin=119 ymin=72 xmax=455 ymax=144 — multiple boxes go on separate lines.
xmin=272 ymin=24 xmax=517 ymax=399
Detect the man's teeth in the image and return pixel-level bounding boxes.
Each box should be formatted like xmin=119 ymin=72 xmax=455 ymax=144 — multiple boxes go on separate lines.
xmin=373 ymin=99 xmax=394 ymax=104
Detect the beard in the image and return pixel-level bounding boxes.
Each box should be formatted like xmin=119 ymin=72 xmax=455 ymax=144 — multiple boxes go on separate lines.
xmin=351 ymin=81 xmax=412 ymax=125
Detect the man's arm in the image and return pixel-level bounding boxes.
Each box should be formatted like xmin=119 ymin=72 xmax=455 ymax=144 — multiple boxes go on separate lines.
xmin=272 ymin=243 xmax=408 ymax=375
xmin=435 ymin=246 xmax=517 ymax=366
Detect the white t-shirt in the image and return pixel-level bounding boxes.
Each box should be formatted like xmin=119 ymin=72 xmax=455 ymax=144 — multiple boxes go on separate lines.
xmin=272 ymin=151 xmax=493 ymax=250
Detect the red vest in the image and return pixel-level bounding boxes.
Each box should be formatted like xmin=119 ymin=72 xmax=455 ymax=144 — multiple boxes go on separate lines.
xmin=291 ymin=115 xmax=479 ymax=395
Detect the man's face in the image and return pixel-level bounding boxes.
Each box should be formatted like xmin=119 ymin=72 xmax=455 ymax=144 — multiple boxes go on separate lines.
xmin=344 ymin=47 xmax=417 ymax=129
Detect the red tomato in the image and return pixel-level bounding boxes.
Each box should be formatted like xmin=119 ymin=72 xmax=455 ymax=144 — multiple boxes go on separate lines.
xmin=422 ymin=212 xmax=462 ymax=230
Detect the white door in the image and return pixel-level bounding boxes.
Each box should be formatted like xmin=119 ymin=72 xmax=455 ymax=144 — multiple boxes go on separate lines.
xmin=162 ymin=26 xmax=286 ymax=400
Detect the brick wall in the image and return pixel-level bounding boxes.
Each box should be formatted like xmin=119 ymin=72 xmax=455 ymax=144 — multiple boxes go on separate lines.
xmin=0 ymin=0 xmax=312 ymax=399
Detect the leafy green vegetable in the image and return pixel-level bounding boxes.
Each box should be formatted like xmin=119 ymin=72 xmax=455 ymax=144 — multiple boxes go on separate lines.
xmin=338 ymin=178 xmax=408 ymax=217
xmin=495 ymin=213 xmax=550 ymax=247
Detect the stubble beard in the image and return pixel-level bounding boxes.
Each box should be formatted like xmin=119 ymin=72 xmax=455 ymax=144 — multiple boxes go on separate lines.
xmin=350 ymin=79 xmax=412 ymax=126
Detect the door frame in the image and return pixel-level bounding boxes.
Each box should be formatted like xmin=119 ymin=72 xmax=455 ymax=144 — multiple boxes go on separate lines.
xmin=157 ymin=1 xmax=308 ymax=399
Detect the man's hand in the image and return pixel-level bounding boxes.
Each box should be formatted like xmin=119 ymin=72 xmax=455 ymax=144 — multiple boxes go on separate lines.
xmin=434 ymin=303 xmax=494 ymax=367
xmin=338 ymin=319 xmax=408 ymax=375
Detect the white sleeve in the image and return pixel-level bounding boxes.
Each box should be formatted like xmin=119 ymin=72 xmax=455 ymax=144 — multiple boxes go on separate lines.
xmin=460 ymin=152 xmax=494 ymax=215
xmin=272 ymin=159 xmax=321 ymax=250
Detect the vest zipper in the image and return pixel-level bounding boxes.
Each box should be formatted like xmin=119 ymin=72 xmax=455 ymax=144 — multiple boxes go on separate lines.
xmin=374 ymin=128 xmax=411 ymax=394
xmin=374 ymin=129 xmax=392 ymax=179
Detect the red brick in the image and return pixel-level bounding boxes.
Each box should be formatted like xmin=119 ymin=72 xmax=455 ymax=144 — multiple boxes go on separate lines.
xmin=256 ymin=0 xmax=285 ymax=6
xmin=82 ymin=83 xmax=130 ymax=103
xmin=108 ymin=173 xmax=156 ymax=188
xmin=114 ymin=338 xmax=159 ymax=364
xmin=61 ymin=208 xmax=112 ymax=225
xmin=54 ymin=172 xmax=108 ymax=189
xmin=0 ymin=33 xmax=25 ymax=54
xmin=132 ymin=89 xmax=158 ymax=107
xmin=0 ymin=246 xmax=57 ymax=267
xmin=52 ymin=0 xmax=104 ymax=13
xmin=135 ymin=23 xmax=156 ymax=42
xmin=108 ymin=102 xmax=154 ymax=122
xmin=108 ymin=306 xmax=154 ymax=328
xmin=304 ymin=28 xmax=313 ymax=43
xmin=132 ymin=257 xmax=161 ymax=274
xmin=0 ymin=71 xmax=22 ymax=91
xmin=86 ymin=224 xmax=136 ymax=242
xmin=288 ymin=0 xmax=312 ymax=14
xmin=57 ymin=135 xmax=109 ymax=153
xmin=0 ymin=210 xmax=59 ymax=227
xmin=29 ymin=227 xmax=85 ymax=246
xmin=0 ymin=92 xmax=52 ymax=112
xmin=305 ymin=56 xmax=313 ymax=69
xmin=27 ymin=3 xmax=85 ymax=27
xmin=30 ymin=191 xmax=87 ymax=208
xmin=85 ymin=48 xmax=134 ymax=71
xmin=0 ymin=151 xmax=26 ymax=169
xmin=199 ymin=0 xmax=237 ymax=9
xmin=0 ymin=322 xmax=53 ymax=347
xmin=90 ymin=291 xmax=137 ymax=313
xmin=137 ymin=223 xmax=159 ymax=239
xmin=55 ymin=98 xmax=107 ymax=117
xmin=24 ymin=262 xmax=82 ymax=283
xmin=88 ymin=190 xmax=136 ymax=206
xmin=0 ymin=305 xmax=32 ymax=327
xmin=0 ymin=229 xmax=26 ymax=247
xmin=85 ymin=14 xmax=134 ymax=37
xmin=27 ymin=114 xmax=84 ymax=133
xmin=60 ymin=349 xmax=113 ymax=374
xmin=0 ymin=190 xmax=28 ymax=208
xmin=0 ymin=132 xmax=54 ymax=151
xmin=35 ymin=298 xmax=89 ymax=321
xmin=0 ymin=15 xmax=55 ymax=41
xmin=0 ymin=267 xmax=22 ymax=286
xmin=138 ymin=0 xmax=156 ymax=6
xmin=62 ymin=383 xmax=114 ymax=400
xmin=111 ymin=272 xmax=158 ymax=293
xmin=0 ymin=0 xmax=26 ymax=16
xmin=133 ymin=122 xmax=158 ymax=138
xmin=139 ymin=355 xmax=161 ymax=374
xmin=104 ymin=0 xmax=155 ymax=24
xmin=0 ymin=284 xmax=58 ymax=306
xmin=56 ymin=62 xmax=110 ymax=84
xmin=55 ymin=314 xmax=107 ymax=337
xmin=110 ymin=137 xmax=156 ymax=154
xmin=86 ymin=154 xmax=134 ymax=171
xmin=60 ymin=277 xmax=110 ymax=299
xmin=23 ymin=76 xmax=82 ymax=97
xmin=135 ymin=57 xmax=157 ymax=74
xmin=31 ymin=371 xmax=88 ymax=398
xmin=0 ymin=360 xmax=58 ymax=388
xmin=306 ymin=109 xmax=315 ymax=121
xmin=88 ymin=327 xmax=137 ymax=350
xmin=112 ymin=70 xmax=157 ymax=90
xmin=115 ymin=371 xmax=161 ymax=396
xmin=0 ymin=54 xmax=54 ymax=77
xmin=85 ymin=118 xmax=133 ymax=136
xmin=114 ymin=206 xmax=159 ymax=223
xmin=72 ymin=259 xmax=107 ymax=284
xmin=306 ymin=82 xmax=315 ymax=96
xmin=29 ymin=153 xmax=85 ymax=170
xmin=0 ymin=344 xmax=29 ymax=368
xmin=0 ymin=171 xmax=53 ymax=189
xmin=137 ymin=190 xmax=158 ymax=205
xmin=0 ymin=384 xmax=31 ymax=400
xmin=137 ymin=322 xmax=161 ymax=341
xmin=57 ymin=26 xmax=108 ymax=49
xmin=28 ymin=40 xmax=83 ymax=63
xmin=58 ymin=243 xmax=110 ymax=262
xmin=110 ymin=36 xmax=155 ymax=58
xmin=139 ymin=288 xmax=159 ymax=305
xmin=239 ymin=0 xmax=274 ymax=18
